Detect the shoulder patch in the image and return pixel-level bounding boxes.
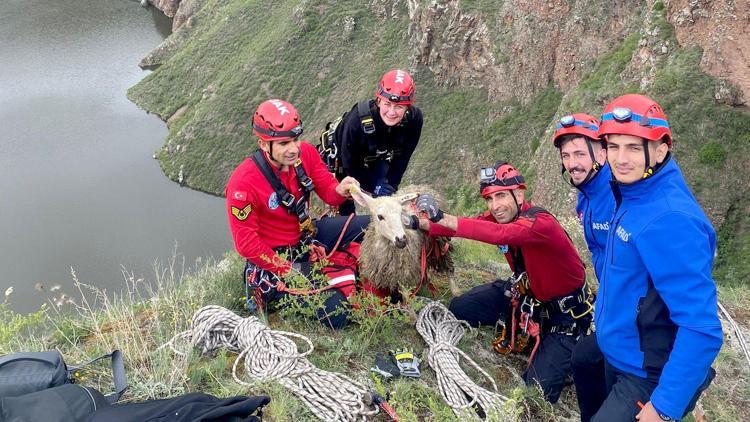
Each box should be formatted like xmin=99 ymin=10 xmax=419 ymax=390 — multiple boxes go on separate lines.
xmin=232 ymin=190 xmax=247 ymax=201
xmin=231 ymin=204 xmax=252 ymax=221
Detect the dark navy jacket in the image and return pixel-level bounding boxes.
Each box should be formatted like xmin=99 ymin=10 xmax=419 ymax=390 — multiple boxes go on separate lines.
xmin=335 ymin=100 xmax=422 ymax=192
xmin=575 ymin=163 xmax=615 ymax=279
xmin=595 ymin=156 xmax=722 ymax=419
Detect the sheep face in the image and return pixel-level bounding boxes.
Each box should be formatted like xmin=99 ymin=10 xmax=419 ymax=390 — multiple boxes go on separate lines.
xmin=351 ymin=189 xmax=417 ymax=249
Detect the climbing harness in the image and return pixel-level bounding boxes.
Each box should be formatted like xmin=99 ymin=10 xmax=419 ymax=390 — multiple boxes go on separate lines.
xmin=416 ymin=300 xmax=510 ymax=420
xmin=244 ymin=214 xmax=359 ymax=312
xmin=251 ymin=151 xmax=316 ymax=242
xmin=161 ymin=305 xmax=385 ymax=422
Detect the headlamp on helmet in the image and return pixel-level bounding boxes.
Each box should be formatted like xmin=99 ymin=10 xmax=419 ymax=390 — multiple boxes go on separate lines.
xmin=479 ymin=161 xmax=526 ymax=197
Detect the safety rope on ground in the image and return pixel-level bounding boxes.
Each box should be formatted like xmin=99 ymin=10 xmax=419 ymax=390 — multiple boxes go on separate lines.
xmin=718 ymin=301 xmax=750 ymax=369
xmin=160 ymin=305 xmax=378 ymax=422
xmin=415 ymin=300 xmax=511 ymax=420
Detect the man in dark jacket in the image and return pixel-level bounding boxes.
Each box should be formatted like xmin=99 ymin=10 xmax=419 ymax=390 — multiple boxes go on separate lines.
xmin=592 ymin=94 xmax=722 ymax=421
xmin=415 ymin=162 xmax=594 ymax=404
xmin=321 ymin=69 xmax=423 ymax=214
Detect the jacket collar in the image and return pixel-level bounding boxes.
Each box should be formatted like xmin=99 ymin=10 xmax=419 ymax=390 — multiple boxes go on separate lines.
xmin=615 ymin=154 xmax=676 ymax=202
xmin=578 ymin=163 xmax=611 ymax=197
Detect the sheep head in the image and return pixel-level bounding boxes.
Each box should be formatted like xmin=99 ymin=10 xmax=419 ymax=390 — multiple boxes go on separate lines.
xmin=351 ymin=187 xmax=418 ymax=249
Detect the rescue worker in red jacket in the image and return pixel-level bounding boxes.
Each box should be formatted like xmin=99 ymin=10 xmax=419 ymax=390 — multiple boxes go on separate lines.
xmin=415 ymin=162 xmax=594 ymax=403
xmin=225 ymin=99 xmax=369 ymax=329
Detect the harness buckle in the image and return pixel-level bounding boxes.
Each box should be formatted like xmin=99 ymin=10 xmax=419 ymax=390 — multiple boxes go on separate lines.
xmin=280 ymin=192 xmax=295 ymax=208
xmin=361 ymin=117 xmax=376 ymax=134
xmin=299 ymin=218 xmax=317 ymax=237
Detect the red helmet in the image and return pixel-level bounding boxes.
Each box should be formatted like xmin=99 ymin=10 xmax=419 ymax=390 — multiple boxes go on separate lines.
xmin=252 ymin=99 xmax=304 ymax=141
xmin=553 ymin=113 xmax=601 ymax=147
xmin=598 ymin=94 xmax=672 ymax=146
xmin=376 ymin=69 xmax=415 ymax=105
xmin=480 ymin=161 xmax=526 ymax=197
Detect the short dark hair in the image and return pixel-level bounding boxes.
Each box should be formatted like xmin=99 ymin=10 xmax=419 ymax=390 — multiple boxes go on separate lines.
xmin=557 ymin=134 xmax=601 ymax=149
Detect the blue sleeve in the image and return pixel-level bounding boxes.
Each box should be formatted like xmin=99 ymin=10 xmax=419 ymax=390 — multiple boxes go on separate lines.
xmin=636 ymin=212 xmax=722 ymax=419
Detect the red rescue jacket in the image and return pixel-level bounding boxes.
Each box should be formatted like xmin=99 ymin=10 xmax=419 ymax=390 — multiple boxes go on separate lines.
xmin=428 ymin=202 xmax=584 ymax=302
xmin=225 ymin=142 xmax=346 ymax=275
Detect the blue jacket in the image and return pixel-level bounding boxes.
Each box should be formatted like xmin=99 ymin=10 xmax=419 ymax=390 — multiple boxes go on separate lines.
xmin=575 ymin=163 xmax=615 ymax=280
xmin=595 ymin=156 xmax=723 ymax=419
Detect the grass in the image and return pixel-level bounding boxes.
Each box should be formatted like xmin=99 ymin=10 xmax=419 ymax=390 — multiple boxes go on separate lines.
xmin=2 ymin=237 xmax=749 ymax=420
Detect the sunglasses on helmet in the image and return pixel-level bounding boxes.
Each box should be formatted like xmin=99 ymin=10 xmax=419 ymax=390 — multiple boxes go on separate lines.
xmin=253 ymin=123 xmax=304 ymax=139
xmin=601 ymin=107 xmax=670 ymax=129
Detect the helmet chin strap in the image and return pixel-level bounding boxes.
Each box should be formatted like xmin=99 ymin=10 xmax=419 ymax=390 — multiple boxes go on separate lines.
xmin=642 ymin=139 xmax=654 ymax=179
xmin=509 ymin=190 xmax=521 ymax=221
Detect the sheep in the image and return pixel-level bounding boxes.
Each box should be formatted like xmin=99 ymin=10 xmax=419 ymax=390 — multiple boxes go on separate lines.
xmin=349 ymin=185 xmax=453 ymax=293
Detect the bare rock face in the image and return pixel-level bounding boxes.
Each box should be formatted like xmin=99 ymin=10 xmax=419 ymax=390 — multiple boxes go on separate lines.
xmin=406 ymin=0 xmax=642 ymax=103
xmin=667 ymin=0 xmax=750 ymax=104
xmin=173 ymin=0 xmax=207 ymax=31
xmin=148 ymin=0 xmax=181 ymax=18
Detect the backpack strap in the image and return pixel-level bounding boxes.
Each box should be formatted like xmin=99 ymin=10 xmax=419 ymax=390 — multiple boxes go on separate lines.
xmin=68 ymin=350 xmax=127 ymax=404
xmin=251 ymin=150 xmax=316 ymax=237
xmin=356 ymin=99 xmax=376 ymax=135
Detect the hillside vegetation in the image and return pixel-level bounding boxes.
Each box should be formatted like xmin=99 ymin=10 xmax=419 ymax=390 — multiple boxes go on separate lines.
xmin=129 ymin=0 xmax=750 ymax=285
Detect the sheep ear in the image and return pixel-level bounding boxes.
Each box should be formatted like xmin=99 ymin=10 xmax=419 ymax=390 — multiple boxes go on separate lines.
xmin=351 ymin=187 xmax=373 ymax=208
xmin=397 ymin=193 xmax=419 ymax=205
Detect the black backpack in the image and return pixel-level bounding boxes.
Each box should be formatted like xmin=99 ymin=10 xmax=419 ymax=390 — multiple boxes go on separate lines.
xmin=0 ymin=350 xmax=126 ymax=422
xmin=0 ymin=350 xmax=126 ymax=401
xmin=317 ymin=99 xmax=375 ymax=176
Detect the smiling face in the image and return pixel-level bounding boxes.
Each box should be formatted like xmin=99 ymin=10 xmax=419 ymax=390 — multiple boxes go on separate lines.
xmin=376 ymin=97 xmax=408 ymax=126
xmin=259 ymin=138 xmax=301 ymax=169
xmin=559 ymin=137 xmax=606 ymax=186
xmin=484 ymin=189 xmax=524 ymax=223
xmin=605 ymin=134 xmax=669 ymax=184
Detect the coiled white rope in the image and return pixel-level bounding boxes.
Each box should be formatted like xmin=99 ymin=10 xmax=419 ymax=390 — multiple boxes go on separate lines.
xmin=161 ymin=305 xmax=378 ymax=421
xmin=415 ymin=300 xmax=511 ymax=420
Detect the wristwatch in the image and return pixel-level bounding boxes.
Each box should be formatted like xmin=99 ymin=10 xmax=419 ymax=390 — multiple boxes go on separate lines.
xmin=657 ymin=411 xmax=675 ymax=421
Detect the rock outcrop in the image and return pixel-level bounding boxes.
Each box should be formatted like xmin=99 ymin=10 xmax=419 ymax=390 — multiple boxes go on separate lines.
xmin=667 ymin=0 xmax=749 ymax=105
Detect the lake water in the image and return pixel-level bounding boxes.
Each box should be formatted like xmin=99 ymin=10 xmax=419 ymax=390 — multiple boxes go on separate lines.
xmin=0 ymin=0 xmax=232 ymax=313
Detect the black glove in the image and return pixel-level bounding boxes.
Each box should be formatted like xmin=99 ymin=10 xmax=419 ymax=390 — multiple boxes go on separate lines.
xmin=373 ymin=181 xmax=395 ymax=197
xmin=416 ymin=194 xmax=444 ymax=223
xmin=370 ymin=352 xmax=400 ymax=378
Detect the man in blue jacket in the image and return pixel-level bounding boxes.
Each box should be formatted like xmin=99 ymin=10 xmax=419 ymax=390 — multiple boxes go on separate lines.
xmin=593 ymin=94 xmax=722 ymax=421
xmin=552 ymin=113 xmax=612 ymax=421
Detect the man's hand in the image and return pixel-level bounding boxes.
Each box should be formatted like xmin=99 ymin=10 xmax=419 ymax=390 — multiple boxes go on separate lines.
xmin=636 ymin=401 xmax=673 ymax=422
xmin=373 ymin=182 xmax=395 ymax=197
xmin=415 ymin=194 xmax=444 ymax=222
xmin=336 ymin=176 xmax=360 ymax=197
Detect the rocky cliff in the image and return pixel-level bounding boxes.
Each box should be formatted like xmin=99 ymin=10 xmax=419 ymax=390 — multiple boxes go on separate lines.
xmin=129 ymin=0 xmax=750 ymax=284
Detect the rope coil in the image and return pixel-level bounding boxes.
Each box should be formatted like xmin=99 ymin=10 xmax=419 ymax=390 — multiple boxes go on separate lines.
xmin=161 ymin=305 xmax=378 ymax=421
xmin=416 ymin=300 xmax=511 ymax=420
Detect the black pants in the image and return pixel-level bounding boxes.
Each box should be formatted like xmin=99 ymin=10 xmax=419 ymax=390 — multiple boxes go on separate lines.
xmin=572 ymin=334 xmax=607 ymax=422
xmin=591 ymin=360 xmax=715 ymax=422
xmin=247 ymin=215 xmax=370 ymax=329
xmin=448 ymin=280 xmax=581 ymax=403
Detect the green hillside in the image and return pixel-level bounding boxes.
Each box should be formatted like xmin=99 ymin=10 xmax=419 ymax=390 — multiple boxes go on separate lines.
xmin=129 ymin=0 xmax=750 ymax=285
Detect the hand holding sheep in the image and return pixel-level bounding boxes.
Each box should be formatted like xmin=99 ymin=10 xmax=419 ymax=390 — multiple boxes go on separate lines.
xmin=415 ymin=194 xmax=458 ymax=231
xmin=335 ymin=176 xmax=360 ymax=198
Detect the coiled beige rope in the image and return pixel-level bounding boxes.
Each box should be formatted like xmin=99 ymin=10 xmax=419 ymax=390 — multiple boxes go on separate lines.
xmin=161 ymin=305 xmax=378 ymax=421
xmin=416 ymin=300 xmax=511 ymax=420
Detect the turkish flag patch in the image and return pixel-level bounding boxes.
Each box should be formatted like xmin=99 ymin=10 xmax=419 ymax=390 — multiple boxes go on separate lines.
xmin=233 ymin=190 xmax=247 ymax=201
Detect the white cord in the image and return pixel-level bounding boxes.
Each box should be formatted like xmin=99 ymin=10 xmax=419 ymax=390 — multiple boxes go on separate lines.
xmin=416 ymin=300 xmax=511 ymax=420
xmin=161 ymin=305 xmax=378 ymax=421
